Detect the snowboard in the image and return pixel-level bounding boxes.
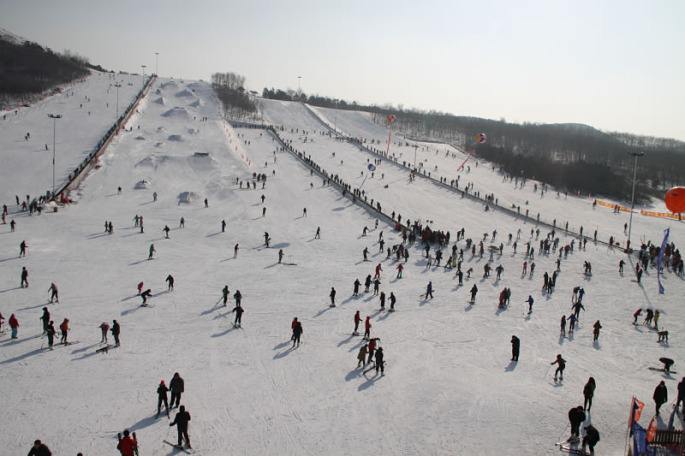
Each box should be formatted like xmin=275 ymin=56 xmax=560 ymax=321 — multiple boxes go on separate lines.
xmin=163 ymin=440 xmax=194 ymax=454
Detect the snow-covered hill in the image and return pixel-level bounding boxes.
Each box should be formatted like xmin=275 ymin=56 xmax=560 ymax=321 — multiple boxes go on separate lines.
xmin=0 ymin=84 xmax=682 ymax=456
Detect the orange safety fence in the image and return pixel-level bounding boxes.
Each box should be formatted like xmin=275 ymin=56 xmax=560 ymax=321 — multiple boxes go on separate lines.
xmin=640 ymin=210 xmax=683 ymax=221
xmin=595 ymin=199 xmax=632 ymax=213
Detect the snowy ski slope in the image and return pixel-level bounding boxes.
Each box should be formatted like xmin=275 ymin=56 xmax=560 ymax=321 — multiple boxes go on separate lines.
xmin=0 ymin=71 xmax=143 ymax=206
xmin=0 ymin=86 xmax=682 ymax=455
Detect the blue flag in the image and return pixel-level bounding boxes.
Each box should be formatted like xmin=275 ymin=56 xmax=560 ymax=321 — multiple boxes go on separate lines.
xmin=656 ymin=228 xmax=669 ymax=294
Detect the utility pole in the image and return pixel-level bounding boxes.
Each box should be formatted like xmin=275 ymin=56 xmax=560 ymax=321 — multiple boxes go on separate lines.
xmin=154 ymin=52 xmax=159 ymax=76
xmin=627 ymin=151 xmax=645 ymax=250
xmin=141 ymin=65 xmax=147 ymax=87
xmin=48 ymin=114 xmax=62 ymax=197
xmin=297 ymin=76 xmax=302 ymax=94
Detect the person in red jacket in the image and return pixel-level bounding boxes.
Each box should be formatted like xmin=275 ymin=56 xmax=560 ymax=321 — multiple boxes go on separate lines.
xmin=353 ymin=311 xmax=361 ymax=335
xmin=364 ymin=316 xmax=371 ymax=340
xmin=116 ymin=429 xmax=137 ymax=456
xmin=9 ymin=313 xmax=19 ymax=339
xmin=374 ymin=263 xmax=383 ymax=279
xmin=59 ymin=318 xmax=69 ymax=345
xmin=290 ymin=317 xmax=298 ymax=341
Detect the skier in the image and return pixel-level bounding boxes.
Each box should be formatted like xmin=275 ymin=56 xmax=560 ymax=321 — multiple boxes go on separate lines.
xmin=59 ymin=318 xmax=69 ymax=345
xmin=644 ymin=309 xmax=654 ymax=326
xmin=19 ymin=240 xmax=27 ymax=257
xmin=592 ymin=321 xmax=602 ymax=341
xmin=374 ymin=263 xmax=382 ymax=279
xmin=551 ymin=354 xmax=566 ymax=382
xmin=153 ymin=191 xmax=158 ymax=202
xmin=560 ymin=315 xmax=567 ymax=337
xmin=45 ymin=321 xmax=55 ymax=349
xmin=40 ymin=307 xmax=50 ymax=334
xmin=292 ymin=319 xmax=303 ymax=347
xmin=315 ymin=227 xmax=321 ymax=239
xmin=329 ymin=287 xmax=336 ymax=307
xmin=169 ymin=405 xmax=192 ymax=449
xmin=157 ymin=380 xmax=170 ymax=418
xmin=278 ymin=249 xmax=284 ymax=264
xmin=353 ymin=279 xmax=360 ymax=296
xmin=510 ymin=335 xmax=520 ymax=361
xmin=163 ymin=225 xmax=170 ymax=239
xmin=148 ymin=243 xmax=156 ymax=260
xmin=116 ymin=430 xmax=137 ymax=456
xmin=572 ymin=301 xmax=585 ymax=320
xmin=364 ymin=316 xmax=371 ymax=340
xmin=469 ymin=284 xmax=478 ymax=302
xmin=379 ymin=291 xmax=386 ymax=310
xmin=28 ymin=439 xmax=52 ymax=456
xmin=166 ymin=274 xmax=174 ymax=291
xmin=353 ymin=310 xmax=361 ymax=335
xmin=374 ymin=347 xmax=385 ymax=375
xmin=583 ymin=377 xmax=596 ymax=411
xmin=180 ymin=217 xmax=185 ymax=228
xmin=221 ymin=219 xmax=226 ymax=233
xmin=581 ymin=424 xmax=600 ymax=455
xmin=99 ymin=322 xmax=109 ymax=343
xmin=204 ymin=197 xmax=208 ymax=207
xmin=425 ymin=281 xmax=434 ymax=299
xmin=568 ymin=314 xmax=577 ymax=335
xmin=619 ymin=259 xmax=625 ymax=274
xmin=21 ymin=266 xmax=28 ymax=288
xmin=234 ymin=243 xmax=239 ymax=258
xmin=568 ymin=406 xmax=586 ymax=442
xmin=9 ymin=313 xmax=19 ymax=339
xmin=653 ymin=380 xmax=668 ymax=415
xmin=111 ymin=320 xmax=120 ymax=346
xmin=264 ymin=232 xmax=270 ymax=247
xmin=372 ymin=278 xmax=380 ymax=295
xmin=389 ymin=292 xmax=396 ymax=311
xmin=396 ymin=263 xmax=403 ymax=279
xmin=357 ymin=344 xmax=368 ymax=367
xmin=222 ymin=285 xmax=229 ymax=306
xmin=169 ymin=372 xmax=184 ymax=409
xmin=231 ymin=305 xmax=244 ymax=327
xmin=525 ymin=295 xmax=534 ymax=314
xmin=633 ymin=308 xmax=642 ymax=325
xmin=137 ymin=282 xmax=144 ymax=295
xmin=364 ymin=275 xmax=372 ymax=293
xmin=140 ymin=289 xmax=152 ymax=305
xmin=48 ymin=282 xmax=58 ymax=303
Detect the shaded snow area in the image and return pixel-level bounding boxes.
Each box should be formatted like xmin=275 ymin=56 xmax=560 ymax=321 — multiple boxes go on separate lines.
xmin=0 ymin=88 xmax=683 ymax=455
xmin=0 ymin=71 xmax=143 ymax=204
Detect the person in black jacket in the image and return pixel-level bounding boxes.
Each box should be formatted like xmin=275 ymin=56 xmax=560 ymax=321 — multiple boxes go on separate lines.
xmin=583 ymin=377 xmax=596 ymax=411
xmin=653 ymin=380 xmax=668 ymax=416
xmin=676 ymin=377 xmax=685 ymax=414
xmin=551 ymin=354 xmax=566 ymax=382
xmin=157 ymin=380 xmax=169 ymax=418
xmin=111 ymin=320 xmax=120 ymax=346
xmin=28 ymin=439 xmax=51 ymax=456
xmin=292 ymin=320 xmax=303 ymax=347
xmin=169 ymin=372 xmax=184 ymax=409
xmin=582 ymin=424 xmax=600 ymax=455
xmin=46 ymin=321 xmax=56 ymax=349
xmin=169 ymin=405 xmax=191 ymax=448
xmin=374 ymin=347 xmax=385 ymax=375
xmin=231 ymin=305 xmax=244 ymax=327
xmin=568 ymin=406 xmax=586 ymax=441
xmin=510 ymin=336 xmax=520 ymax=361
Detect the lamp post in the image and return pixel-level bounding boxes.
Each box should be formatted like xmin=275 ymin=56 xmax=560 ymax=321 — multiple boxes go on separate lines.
xmin=48 ymin=114 xmax=62 ymax=197
xmin=141 ymin=65 xmax=147 ymax=86
xmin=627 ymin=151 xmax=645 ymax=250
xmin=154 ymin=52 xmax=159 ymax=76
xmin=114 ymin=83 xmax=121 ymax=118
xmin=297 ymin=76 xmax=302 ymax=94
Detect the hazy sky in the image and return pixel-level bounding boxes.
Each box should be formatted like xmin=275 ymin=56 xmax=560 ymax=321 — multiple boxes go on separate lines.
xmin=2 ymin=0 xmax=684 ymax=139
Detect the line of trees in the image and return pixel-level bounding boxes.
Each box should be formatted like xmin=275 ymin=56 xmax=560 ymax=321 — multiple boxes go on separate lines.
xmin=0 ymin=38 xmax=92 ymax=98
xmin=261 ymin=86 xmax=685 ymax=201
xmin=212 ymin=72 xmax=257 ymax=120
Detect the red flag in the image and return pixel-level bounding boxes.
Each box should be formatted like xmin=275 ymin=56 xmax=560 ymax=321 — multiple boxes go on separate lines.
xmin=628 ymin=397 xmax=645 ymax=430
xmin=634 ymin=398 xmax=645 ymax=423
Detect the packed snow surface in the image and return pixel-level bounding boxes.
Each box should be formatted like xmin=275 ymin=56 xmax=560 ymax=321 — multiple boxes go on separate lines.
xmin=0 ymin=86 xmax=683 ymax=456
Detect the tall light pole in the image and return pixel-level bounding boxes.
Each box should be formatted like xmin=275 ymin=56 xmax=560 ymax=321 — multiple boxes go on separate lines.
xmin=114 ymin=82 xmax=121 ymax=118
xmin=297 ymin=76 xmax=302 ymax=94
xmin=627 ymin=151 xmax=645 ymax=250
xmin=141 ymin=65 xmax=147 ymax=87
xmin=48 ymin=114 xmax=62 ymax=197
xmin=154 ymin=52 xmax=159 ymax=76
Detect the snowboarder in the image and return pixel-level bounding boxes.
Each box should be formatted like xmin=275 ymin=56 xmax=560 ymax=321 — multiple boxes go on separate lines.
xmin=292 ymin=319 xmax=303 ymax=347
xmin=329 ymin=287 xmax=336 ymax=307
xmin=510 ymin=335 xmax=520 ymax=361
xmin=353 ymin=311 xmax=361 ymax=334
xmin=551 ymin=354 xmax=566 ymax=382
xmin=169 ymin=372 xmax=184 ymax=409
xmin=592 ymin=321 xmax=602 ymax=341
xmin=583 ymin=377 xmax=596 ymax=411
xmin=111 ymin=320 xmax=120 ymax=346
xmin=169 ymin=405 xmax=191 ymax=449
xmin=48 ymin=282 xmax=58 ymax=303
xmin=59 ymin=318 xmax=69 ymax=345
xmin=28 ymin=439 xmax=52 ymax=456
xmin=357 ymin=344 xmax=368 ymax=367
xmin=231 ymin=305 xmax=244 ymax=327
xmin=425 ymin=281 xmax=434 ymax=299
xmin=157 ymin=380 xmax=170 ymax=418
xmin=99 ymin=322 xmax=109 ymax=343
xmin=568 ymin=406 xmax=586 ymax=441
xmin=166 ymin=274 xmax=174 ymax=291
xmin=653 ymin=380 xmax=668 ymax=415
